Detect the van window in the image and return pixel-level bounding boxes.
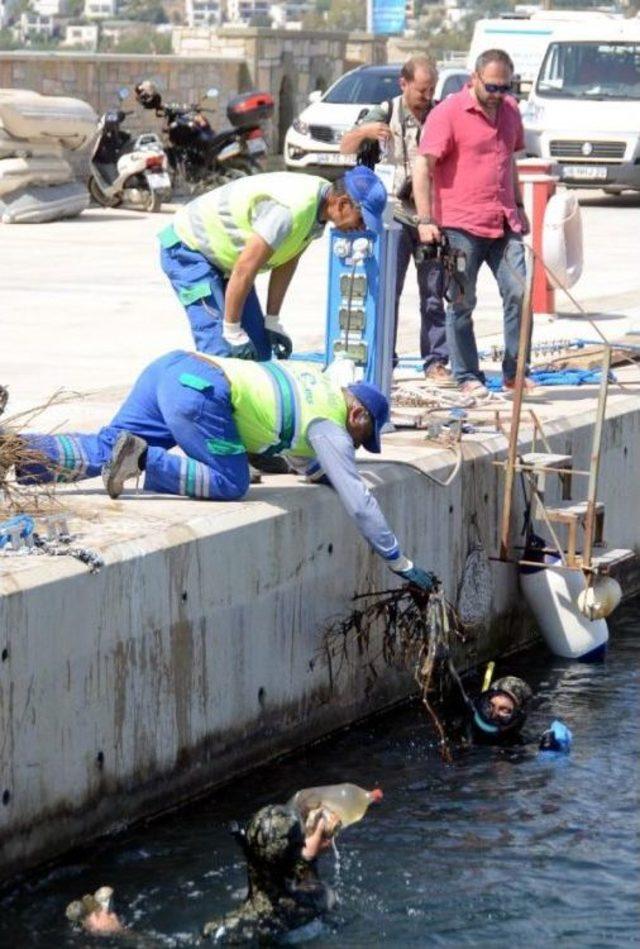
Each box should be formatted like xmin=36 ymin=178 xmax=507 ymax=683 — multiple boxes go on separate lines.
xmin=323 ymin=70 xmax=402 ymax=105
xmin=536 ymin=41 xmax=640 ymax=100
xmin=440 ymin=73 xmax=468 ymax=98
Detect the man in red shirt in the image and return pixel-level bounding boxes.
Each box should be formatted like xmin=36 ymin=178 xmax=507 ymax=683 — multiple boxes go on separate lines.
xmin=413 ymin=49 xmax=532 ymax=399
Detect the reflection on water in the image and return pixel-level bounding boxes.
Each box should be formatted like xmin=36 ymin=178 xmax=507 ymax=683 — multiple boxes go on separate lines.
xmin=1 ymin=604 xmax=638 ymax=947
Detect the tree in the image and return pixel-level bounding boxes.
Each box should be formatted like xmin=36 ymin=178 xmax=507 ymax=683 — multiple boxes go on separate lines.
xmin=324 ymin=0 xmax=365 ymax=31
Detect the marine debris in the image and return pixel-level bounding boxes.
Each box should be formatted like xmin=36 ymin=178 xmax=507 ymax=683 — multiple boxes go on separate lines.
xmin=318 ymin=586 xmax=469 ymax=762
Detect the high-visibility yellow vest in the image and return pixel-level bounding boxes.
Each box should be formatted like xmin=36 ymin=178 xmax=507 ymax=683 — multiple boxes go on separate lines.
xmin=200 ymin=356 xmax=348 ymax=457
xmin=173 ymin=173 xmax=328 ymax=274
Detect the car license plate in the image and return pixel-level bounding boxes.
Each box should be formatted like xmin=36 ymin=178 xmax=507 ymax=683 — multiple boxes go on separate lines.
xmin=562 ymin=165 xmax=607 ymax=181
xmin=315 ymin=152 xmax=354 ymax=166
xmin=147 ymin=171 xmax=171 ymax=188
xmin=247 ymin=137 xmax=266 ymax=155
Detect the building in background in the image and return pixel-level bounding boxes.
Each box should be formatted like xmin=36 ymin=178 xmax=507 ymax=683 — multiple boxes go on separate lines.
xmin=83 ymin=0 xmax=117 ymax=19
xmin=185 ymin=0 xmax=222 ymax=26
xmin=227 ymin=0 xmax=270 ymax=24
xmin=61 ymin=22 xmax=99 ymax=46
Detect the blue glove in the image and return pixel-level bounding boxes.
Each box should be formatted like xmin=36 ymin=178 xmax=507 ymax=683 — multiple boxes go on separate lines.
xmin=266 ymin=329 xmax=293 ymax=360
xmin=398 ymin=565 xmax=440 ymax=592
xmin=227 ymin=340 xmax=259 ymax=360
xmin=222 ymin=322 xmax=259 ymax=360
xmin=539 ymin=719 xmax=572 ymax=754
xmin=265 ymin=316 xmax=292 ymax=360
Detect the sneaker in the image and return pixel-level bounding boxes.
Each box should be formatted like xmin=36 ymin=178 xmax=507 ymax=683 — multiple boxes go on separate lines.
xmin=503 ymin=376 xmax=539 ymax=395
xmin=459 ymin=379 xmax=491 ymax=402
xmin=424 ymin=364 xmax=456 ymax=388
xmin=102 ymin=432 xmax=147 ymax=499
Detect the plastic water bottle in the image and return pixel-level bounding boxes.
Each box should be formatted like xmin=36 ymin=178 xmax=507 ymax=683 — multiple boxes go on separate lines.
xmin=289 ymin=783 xmax=383 ymax=829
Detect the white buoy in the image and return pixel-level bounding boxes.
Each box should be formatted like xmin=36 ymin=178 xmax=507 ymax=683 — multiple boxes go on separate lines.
xmin=577 ymin=575 xmax=622 ymax=621
xmin=520 ymin=555 xmax=609 ymax=660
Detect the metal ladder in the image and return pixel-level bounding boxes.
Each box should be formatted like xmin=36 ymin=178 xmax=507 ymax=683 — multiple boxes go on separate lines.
xmin=498 ymin=276 xmax=633 ymax=580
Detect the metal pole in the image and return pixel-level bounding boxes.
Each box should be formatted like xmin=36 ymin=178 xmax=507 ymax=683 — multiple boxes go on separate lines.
xmin=582 ymin=344 xmax=611 ymax=569
xmin=499 ymin=261 xmax=534 ymax=560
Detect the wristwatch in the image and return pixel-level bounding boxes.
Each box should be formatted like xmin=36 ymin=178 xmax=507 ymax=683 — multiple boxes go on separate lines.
xmin=417 ymin=216 xmax=434 ymax=225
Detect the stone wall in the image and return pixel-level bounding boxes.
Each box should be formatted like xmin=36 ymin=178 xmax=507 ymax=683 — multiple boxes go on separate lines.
xmin=0 ymin=51 xmax=246 ymax=140
xmin=0 ymin=29 xmax=388 ymax=155
xmin=172 ymin=27 xmax=388 ymax=148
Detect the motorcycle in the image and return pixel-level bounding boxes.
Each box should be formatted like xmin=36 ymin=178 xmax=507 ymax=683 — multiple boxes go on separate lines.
xmin=134 ymin=81 xmax=274 ymax=195
xmin=88 ymin=88 xmax=171 ymax=212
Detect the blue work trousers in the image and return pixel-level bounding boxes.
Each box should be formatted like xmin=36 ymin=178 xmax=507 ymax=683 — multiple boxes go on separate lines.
xmin=444 ymin=228 xmax=526 ymax=384
xmin=395 ymin=221 xmax=448 ymax=371
xmin=161 ymin=240 xmax=271 ymax=360
xmin=18 ymin=352 xmax=250 ymax=500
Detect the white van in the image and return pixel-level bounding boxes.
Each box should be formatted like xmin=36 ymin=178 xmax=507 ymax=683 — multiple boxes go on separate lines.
xmin=522 ymin=20 xmax=640 ymax=193
xmin=467 ymin=10 xmax=619 ymax=93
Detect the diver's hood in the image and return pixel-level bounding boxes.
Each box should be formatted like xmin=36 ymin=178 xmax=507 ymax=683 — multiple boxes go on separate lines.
xmin=472 ymin=686 xmax=528 ymax=741
xmin=233 ymin=804 xmax=306 ymax=898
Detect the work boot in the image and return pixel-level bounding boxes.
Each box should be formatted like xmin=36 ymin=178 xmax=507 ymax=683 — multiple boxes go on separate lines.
xmin=247 ymin=453 xmax=290 ymax=475
xmin=102 ymin=432 xmax=147 ymax=499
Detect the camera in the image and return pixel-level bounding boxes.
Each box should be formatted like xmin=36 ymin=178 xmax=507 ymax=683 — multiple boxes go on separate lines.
xmin=396 ymin=177 xmax=414 ymax=204
xmin=414 ymin=233 xmax=466 ymax=275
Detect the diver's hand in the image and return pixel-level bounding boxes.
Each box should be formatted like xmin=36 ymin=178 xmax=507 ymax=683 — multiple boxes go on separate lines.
xmin=301 ymin=818 xmax=334 ymax=861
xmin=223 ymin=321 xmax=258 ymax=360
xmin=265 ymin=315 xmax=293 ymax=360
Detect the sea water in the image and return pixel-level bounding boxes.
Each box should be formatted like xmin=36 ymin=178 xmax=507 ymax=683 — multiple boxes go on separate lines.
xmin=1 ymin=603 xmax=638 ymax=947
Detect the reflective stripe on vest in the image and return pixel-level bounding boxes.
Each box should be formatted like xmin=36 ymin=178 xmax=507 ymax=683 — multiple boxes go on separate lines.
xmin=196 ymin=355 xmax=347 ymax=457
xmin=172 ymin=172 xmax=328 ymax=274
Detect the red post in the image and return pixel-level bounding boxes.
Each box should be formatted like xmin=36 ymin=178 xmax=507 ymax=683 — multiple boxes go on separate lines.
xmin=517 ymin=158 xmax=559 ymax=317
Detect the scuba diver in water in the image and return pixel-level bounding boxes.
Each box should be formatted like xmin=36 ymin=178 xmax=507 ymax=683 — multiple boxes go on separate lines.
xmin=66 ymin=804 xmax=338 ymax=943
xmin=438 ymin=663 xmax=572 ymax=753
xmin=202 ymin=803 xmax=337 ymax=942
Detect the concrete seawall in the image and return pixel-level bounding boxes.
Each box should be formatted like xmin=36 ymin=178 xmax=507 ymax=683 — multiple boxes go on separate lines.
xmin=2 ymin=388 xmax=639 ymax=883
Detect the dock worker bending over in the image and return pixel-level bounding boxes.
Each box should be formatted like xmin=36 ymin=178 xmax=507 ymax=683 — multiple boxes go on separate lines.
xmin=9 ymin=353 xmax=437 ymax=591
xmin=158 ymin=167 xmax=387 ymax=361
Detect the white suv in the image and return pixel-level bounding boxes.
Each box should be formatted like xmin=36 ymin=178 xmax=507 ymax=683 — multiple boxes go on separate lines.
xmin=284 ymin=64 xmax=469 ymax=175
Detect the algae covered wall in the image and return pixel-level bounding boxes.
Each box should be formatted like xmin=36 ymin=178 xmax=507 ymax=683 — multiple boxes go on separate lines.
xmin=1 ymin=396 xmax=639 ymax=883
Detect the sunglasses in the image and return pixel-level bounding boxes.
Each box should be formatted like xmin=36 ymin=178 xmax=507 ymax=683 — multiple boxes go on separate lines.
xmin=481 ymin=79 xmax=512 ymax=94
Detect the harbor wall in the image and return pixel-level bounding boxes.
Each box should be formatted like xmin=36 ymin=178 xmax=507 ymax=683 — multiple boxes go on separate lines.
xmin=1 ymin=394 xmax=639 ymax=882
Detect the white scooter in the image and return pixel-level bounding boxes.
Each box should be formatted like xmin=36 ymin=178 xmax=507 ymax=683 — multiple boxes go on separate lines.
xmin=88 ymin=88 xmax=171 ymax=212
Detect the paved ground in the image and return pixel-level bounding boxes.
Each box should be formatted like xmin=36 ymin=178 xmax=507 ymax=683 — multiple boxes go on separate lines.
xmin=2 ymin=187 xmax=639 ymax=423
xmin=1 ymin=184 xmax=639 ymax=579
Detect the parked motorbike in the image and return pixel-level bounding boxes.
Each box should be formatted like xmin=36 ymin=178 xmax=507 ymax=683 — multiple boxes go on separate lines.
xmin=88 ymin=88 xmax=171 ymax=212
xmin=134 ymin=81 xmax=274 ymax=194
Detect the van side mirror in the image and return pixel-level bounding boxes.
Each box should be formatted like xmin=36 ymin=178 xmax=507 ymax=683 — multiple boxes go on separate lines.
xmin=308 ymin=89 xmax=322 ymax=104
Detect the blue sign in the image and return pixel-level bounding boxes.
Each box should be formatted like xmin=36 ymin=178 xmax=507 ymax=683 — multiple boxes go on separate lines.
xmin=370 ymin=0 xmax=405 ymax=35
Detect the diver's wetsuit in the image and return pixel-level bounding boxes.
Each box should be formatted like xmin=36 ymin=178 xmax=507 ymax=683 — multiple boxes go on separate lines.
xmin=202 ymin=805 xmax=333 ymax=944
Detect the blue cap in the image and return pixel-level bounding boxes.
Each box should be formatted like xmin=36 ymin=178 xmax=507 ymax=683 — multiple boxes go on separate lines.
xmin=348 ymin=381 xmax=389 ymax=453
xmin=343 ymin=166 xmax=387 ymax=234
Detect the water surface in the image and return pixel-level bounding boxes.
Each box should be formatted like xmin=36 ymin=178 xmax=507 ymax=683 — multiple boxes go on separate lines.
xmin=1 ymin=604 xmax=638 ymax=947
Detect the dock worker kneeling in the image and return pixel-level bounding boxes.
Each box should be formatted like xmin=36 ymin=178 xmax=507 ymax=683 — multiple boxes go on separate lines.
xmin=158 ymin=166 xmax=387 ymax=360
xmin=9 ymin=353 xmax=437 ymax=591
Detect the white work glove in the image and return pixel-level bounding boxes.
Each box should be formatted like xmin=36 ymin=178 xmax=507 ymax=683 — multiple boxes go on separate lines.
xmin=222 ymin=320 xmax=258 ymax=360
xmin=265 ymin=313 xmax=293 ymax=360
